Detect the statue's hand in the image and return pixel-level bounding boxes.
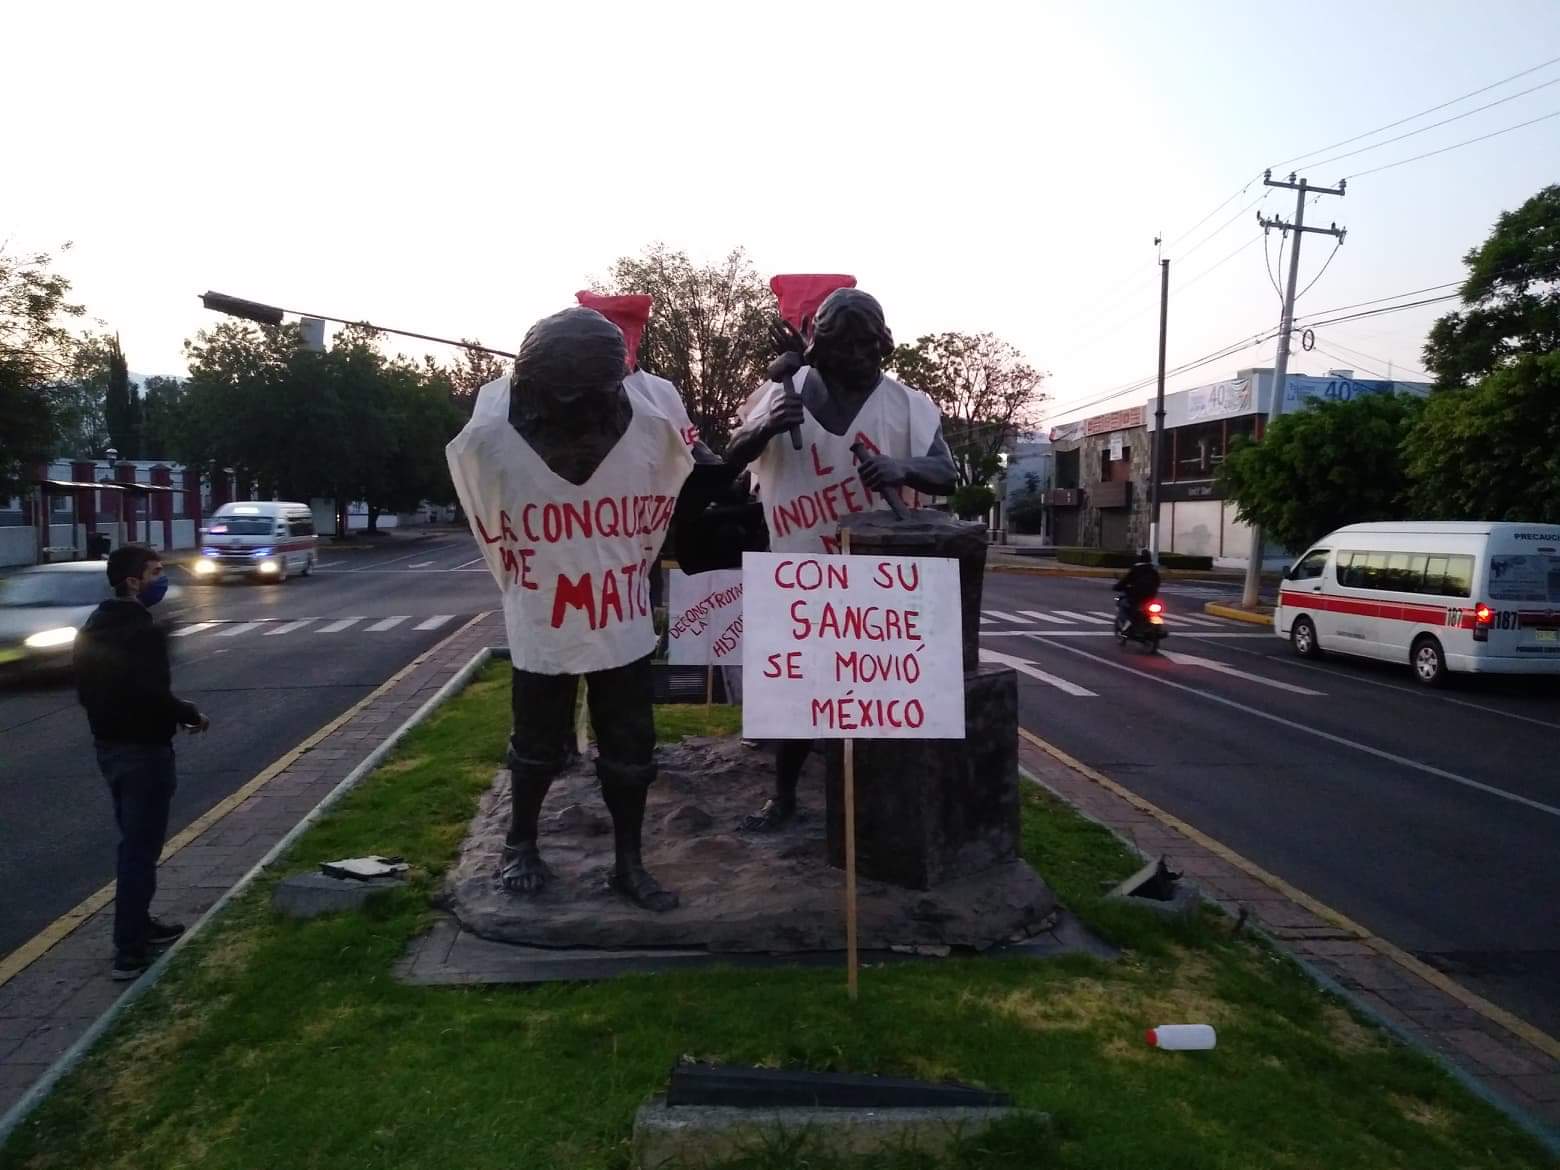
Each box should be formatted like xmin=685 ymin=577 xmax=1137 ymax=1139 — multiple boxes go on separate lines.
xmin=857 ymin=452 xmax=909 ymax=490
xmin=762 ymin=378 xmax=805 ymax=439
xmin=768 ymin=317 xmax=805 ymax=358
xmin=766 ymin=349 xmax=803 ymax=384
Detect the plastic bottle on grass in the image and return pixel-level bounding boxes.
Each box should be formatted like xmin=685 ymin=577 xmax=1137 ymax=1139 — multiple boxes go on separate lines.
xmin=1146 ymin=1024 xmax=1216 ymax=1050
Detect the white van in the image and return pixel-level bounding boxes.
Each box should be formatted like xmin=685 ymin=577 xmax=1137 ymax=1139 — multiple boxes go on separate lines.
xmin=194 ymin=502 xmax=319 ymax=583
xmin=1275 ymin=522 xmax=1560 ymax=686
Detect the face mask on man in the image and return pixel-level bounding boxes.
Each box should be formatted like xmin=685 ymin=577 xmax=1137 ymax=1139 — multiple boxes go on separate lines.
xmin=136 ymin=575 xmax=169 ymax=607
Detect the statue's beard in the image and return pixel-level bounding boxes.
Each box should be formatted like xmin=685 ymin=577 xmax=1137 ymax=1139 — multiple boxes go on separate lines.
xmin=818 ymin=354 xmax=881 ymax=396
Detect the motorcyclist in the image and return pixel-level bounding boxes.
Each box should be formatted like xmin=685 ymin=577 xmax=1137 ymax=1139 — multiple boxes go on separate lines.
xmin=1114 ymin=548 xmax=1161 ymax=631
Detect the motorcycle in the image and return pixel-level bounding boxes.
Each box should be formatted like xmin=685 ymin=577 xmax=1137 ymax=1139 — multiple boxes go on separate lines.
xmin=1115 ymin=594 xmax=1168 ymax=653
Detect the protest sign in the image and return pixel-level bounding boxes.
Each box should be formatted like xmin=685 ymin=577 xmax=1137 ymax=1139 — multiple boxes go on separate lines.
xmin=740 ymin=551 xmax=965 ymax=740
xmin=666 ymin=569 xmax=744 ymax=666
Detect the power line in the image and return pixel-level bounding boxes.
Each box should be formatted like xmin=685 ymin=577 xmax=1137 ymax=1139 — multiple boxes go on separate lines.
xmin=1270 ymin=53 xmax=1560 ymax=170
xmin=1304 ymin=74 xmax=1560 ymax=171
xmin=1300 ymin=293 xmax=1461 ymax=329
xmin=1295 ymin=282 xmax=1463 ymax=320
xmin=1345 ymin=108 xmax=1560 ymax=180
xmin=1308 ymin=343 xmax=1394 ymax=380
xmin=1311 ymin=336 xmax=1431 ymax=380
xmin=1176 ymin=234 xmax=1264 ymax=294
xmin=1175 ymin=192 xmax=1269 ymax=262
xmin=1294 ymin=240 xmax=1342 ymax=301
xmin=1264 ymin=232 xmax=1285 ymax=300
xmin=1160 ymin=173 xmax=1267 ymax=254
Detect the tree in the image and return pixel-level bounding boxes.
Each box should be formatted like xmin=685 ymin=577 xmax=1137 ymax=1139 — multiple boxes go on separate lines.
xmin=140 ymin=376 xmax=184 ymax=461
xmin=1217 ymin=392 xmax=1425 ymax=553
xmin=593 ymin=244 xmax=773 ymax=450
xmin=1403 ymin=352 xmax=1560 ymax=523
xmin=888 ymin=332 xmax=1046 ymax=487
xmin=441 ymin=343 xmax=508 ymax=400
xmin=102 ymin=334 xmax=142 ymax=459
xmin=1423 ymin=184 xmax=1560 ymax=388
xmin=48 ymin=333 xmax=111 ymax=459
xmin=0 ymin=246 xmax=85 ymax=498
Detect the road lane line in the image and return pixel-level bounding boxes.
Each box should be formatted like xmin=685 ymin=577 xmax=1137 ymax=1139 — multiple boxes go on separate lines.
xmin=407 ymin=561 xmax=435 ymax=569
xmin=264 ymin=619 xmax=316 ymax=636
xmin=353 ymin=544 xmax=451 ymax=571
xmin=0 ymin=612 xmax=495 ymax=991
xmin=215 ymin=622 xmax=264 ymax=638
xmin=1036 ymin=637 xmax=1560 ymax=818
xmin=1159 ymin=649 xmax=1325 ymax=696
xmin=981 ymin=610 xmax=1030 ymax=624
xmin=317 ymin=617 xmax=364 ymax=633
xmin=170 ymin=622 xmax=217 ymax=638
xmin=1190 ymin=635 xmax=1560 ymax=732
xmin=414 ymin=614 xmax=455 ymax=631
xmin=455 ymin=556 xmax=486 ymax=569
xmin=1019 ymin=610 xmax=1075 ymax=624
xmin=1017 ymin=725 xmax=1560 ymax=1063
xmin=978 ymin=617 xmax=995 ymax=625
xmin=979 ymin=647 xmax=1097 ymax=697
xmin=366 ymin=616 xmax=409 ymax=632
xmin=1054 ymin=610 xmax=1112 ymax=625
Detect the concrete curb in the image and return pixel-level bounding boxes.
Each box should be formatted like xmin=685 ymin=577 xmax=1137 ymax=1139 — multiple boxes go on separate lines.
xmin=0 ymin=645 xmax=497 ymax=1150
xmin=1204 ymin=601 xmax=1274 ymax=627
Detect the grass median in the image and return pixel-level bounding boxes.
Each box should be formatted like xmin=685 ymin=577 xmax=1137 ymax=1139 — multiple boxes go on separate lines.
xmin=1 ymin=663 xmax=1549 ymax=1170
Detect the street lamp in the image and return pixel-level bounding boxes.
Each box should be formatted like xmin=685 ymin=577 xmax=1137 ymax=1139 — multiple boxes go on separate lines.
xmin=199 ymin=292 xmax=513 ymax=358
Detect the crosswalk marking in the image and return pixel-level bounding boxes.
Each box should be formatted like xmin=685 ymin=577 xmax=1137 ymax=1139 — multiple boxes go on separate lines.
xmin=979 ymin=648 xmax=1098 ymax=697
xmin=408 ymin=561 xmax=435 ymax=569
xmin=1019 ymin=610 xmax=1075 ymax=624
xmin=414 ymin=614 xmax=455 ymax=631
xmin=171 ymin=622 xmax=217 ymax=638
xmin=265 ymin=619 xmax=316 ymax=636
xmin=978 ymin=616 xmax=995 ymax=625
xmin=1172 ymin=613 xmax=1225 ymax=627
xmin=366 ymin=616 xmax=409 ymax=632
xmin=317 ymin=617 xmax=364 ymax=633
xmin=981 ymin=609 xmax=1029 ymax=624
xmin=1159 ymin=650 xmax=1324 ymax=696
xmin=1054 ymin=610 xmax=1112 ymax=625
xmin=216 ymin=622 xmax=264 ymax=638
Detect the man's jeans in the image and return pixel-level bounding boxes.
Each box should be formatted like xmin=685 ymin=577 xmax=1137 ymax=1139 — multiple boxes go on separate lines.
xmin=95 ymin=742 xmax=176 ymax=956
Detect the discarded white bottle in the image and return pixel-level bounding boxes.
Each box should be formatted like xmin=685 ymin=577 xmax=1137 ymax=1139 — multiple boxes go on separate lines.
xmin=1145 ymin=1024 xmax=1216 ymax=1050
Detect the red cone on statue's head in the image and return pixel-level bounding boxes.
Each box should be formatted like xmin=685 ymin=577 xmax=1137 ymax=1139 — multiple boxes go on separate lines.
xmin=575 ymin=291 xmax=653 ymax=370
xmin=769 ymin=274 xmax=857 ymax=341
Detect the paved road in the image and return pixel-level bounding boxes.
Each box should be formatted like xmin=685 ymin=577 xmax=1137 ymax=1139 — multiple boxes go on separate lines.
xmin=980 ymin=570 xmax=1560 ymax=1037
xmin=0 ymin=531 xmax=500 ymax=958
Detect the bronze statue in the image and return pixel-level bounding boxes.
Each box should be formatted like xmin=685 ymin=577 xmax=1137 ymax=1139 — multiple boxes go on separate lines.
xmin=446 ymin=307 xmax=699 ymax=910
xmin=722 ymin=286 xmax=958 ymax=829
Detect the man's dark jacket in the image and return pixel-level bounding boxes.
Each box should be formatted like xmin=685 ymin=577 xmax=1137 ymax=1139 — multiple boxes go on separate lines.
xmin=75 ymin=600 xmax=199 ymax=744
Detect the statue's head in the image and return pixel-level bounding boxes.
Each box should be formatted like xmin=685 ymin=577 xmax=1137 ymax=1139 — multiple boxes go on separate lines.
xmin=509 ymin=308 xmax=626 ymax=421
xmin=807 ymin=289 xmax=893 ymax=396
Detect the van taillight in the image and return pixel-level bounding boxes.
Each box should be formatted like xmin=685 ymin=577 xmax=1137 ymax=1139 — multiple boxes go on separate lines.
xmin=1473 ymin=603 xmax=1492 ymax=643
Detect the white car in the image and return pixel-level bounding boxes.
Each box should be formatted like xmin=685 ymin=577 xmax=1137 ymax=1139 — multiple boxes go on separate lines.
xmin=0 ymin=561 xmax=185 ymax=676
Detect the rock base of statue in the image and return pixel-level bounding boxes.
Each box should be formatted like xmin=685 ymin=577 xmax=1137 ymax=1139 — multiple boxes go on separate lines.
xmin=444 ymin=736 xmax=1056 ymax=953
xmin=823 ymin=665 xmax=1020 ymax=890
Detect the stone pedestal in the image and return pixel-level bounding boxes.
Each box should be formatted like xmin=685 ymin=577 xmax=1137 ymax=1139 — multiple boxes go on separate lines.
xmin=824 ymin=665 xmax=1019 ymax=889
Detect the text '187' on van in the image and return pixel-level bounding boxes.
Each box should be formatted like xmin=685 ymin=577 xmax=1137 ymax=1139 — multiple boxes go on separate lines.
xmin=193 ymin=502 xmax=319 ymax=583
xmin=1274 ymin=522 xmax=1560 ymax=686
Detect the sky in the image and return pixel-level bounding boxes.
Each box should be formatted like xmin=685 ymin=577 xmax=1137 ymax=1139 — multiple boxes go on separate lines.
xmin=5 ymin=0 xmax=1559 ymax=427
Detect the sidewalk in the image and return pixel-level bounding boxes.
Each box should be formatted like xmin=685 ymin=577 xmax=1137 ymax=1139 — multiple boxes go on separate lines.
xmin=1019 ymin=731 xmax=1560 ymax=1148
xmin=0 ymin=611 xmax=500 ymax=1118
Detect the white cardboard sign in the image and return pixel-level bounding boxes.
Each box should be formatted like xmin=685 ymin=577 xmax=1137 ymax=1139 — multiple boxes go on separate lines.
xmin=741 ymin=552 xmax=965 ymax=740
xmin=666 ymin=569 xmax=744 ymax=666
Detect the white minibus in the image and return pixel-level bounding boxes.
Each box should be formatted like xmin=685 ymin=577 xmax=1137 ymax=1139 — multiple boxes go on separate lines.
xmin=194 ymin=502 xmax=319 ymax=583
xmin=1275 ymin=522 xmax=1560 ymax=686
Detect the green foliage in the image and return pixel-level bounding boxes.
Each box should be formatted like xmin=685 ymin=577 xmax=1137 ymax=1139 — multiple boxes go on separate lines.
xmin=1423 ymin=184 xmax=1560 ymax=388
xmin=595 ymin=244 xmax=774 ymax=451
xmin=177 ymin=322 xmax=465 ymax=525
xmin=139 ymin=375 xmax=184 ymax=461
xmin=0 ymin=246 xmax=86 ymax=497
xmin=102 ymin=333 xmax=142 ymax=458
xmin=951 ymin=482 xmax=996 ymax=519
xmin=888 ymin=332 xmax=1046 ymax=488
xmin=1403 ymin=351 xmax=1560 ymax=523
xmin=1056 ymin=547 xmax=1212 ymax=569
xmin=1217 ymin=393 xmax=1424 ymax=553
xmin=1006 ymin=493 xmax=1046 ymax=534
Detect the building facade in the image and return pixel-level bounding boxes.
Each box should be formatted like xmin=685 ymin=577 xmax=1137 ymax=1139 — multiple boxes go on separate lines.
xmin=1043 ymin=405 xmax=1150 ymax=551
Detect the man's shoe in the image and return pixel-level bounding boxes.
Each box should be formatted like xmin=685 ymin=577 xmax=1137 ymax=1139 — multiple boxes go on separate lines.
xmin=111 ymin=951 xmax=152 ymax=981
xmin=146 ymin=917 xmax=186 ymax=947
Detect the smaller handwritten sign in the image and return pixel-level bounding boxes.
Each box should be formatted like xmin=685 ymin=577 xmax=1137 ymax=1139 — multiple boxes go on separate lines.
xmin=741 ymin=552 xmax=964 ymax=740
xmin=666 ymin=569 xmax=744 ymax=665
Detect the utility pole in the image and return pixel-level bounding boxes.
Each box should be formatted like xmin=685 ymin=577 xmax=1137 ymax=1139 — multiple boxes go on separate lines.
xmin=1149 ymin=252 xmax=1169 ymax=564
xmin=1239 ymin=171 xmax=1347 ymax=608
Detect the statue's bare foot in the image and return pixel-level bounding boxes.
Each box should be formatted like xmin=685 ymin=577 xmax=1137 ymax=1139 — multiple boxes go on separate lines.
xmin=498 ymin=844 xmax=554 ymax=894
xmin=738 ymin=797 xmax=795 ymax=833
xmin=610 ymin=864 xmax=679 ymax=912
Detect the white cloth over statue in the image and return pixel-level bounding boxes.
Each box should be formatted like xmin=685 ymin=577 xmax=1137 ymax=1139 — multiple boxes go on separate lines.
xmin=740 ymin=366 xmax=943 ymax=554
xmin=446 ymin=373 xmax=695 ymax=675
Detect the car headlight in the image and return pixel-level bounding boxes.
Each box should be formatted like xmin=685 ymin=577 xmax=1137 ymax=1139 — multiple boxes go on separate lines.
xmin=25 ymin=627 xmax=78 ymax=649
xmin=258 ymin=560 xmax=279 ymax=574
xmin=252 ymin=547 xmax=273 ymax=557
xmin=194 ymin=559 xmax=217 ymax=575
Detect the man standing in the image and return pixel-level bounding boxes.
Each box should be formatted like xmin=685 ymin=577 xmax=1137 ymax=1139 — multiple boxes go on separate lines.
xmin=75 ymin=543 xmax=208 ymax=979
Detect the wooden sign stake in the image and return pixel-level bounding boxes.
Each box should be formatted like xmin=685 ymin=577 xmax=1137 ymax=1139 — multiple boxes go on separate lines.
xmin=841 ymin=527 xmax=859 ymax=1001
